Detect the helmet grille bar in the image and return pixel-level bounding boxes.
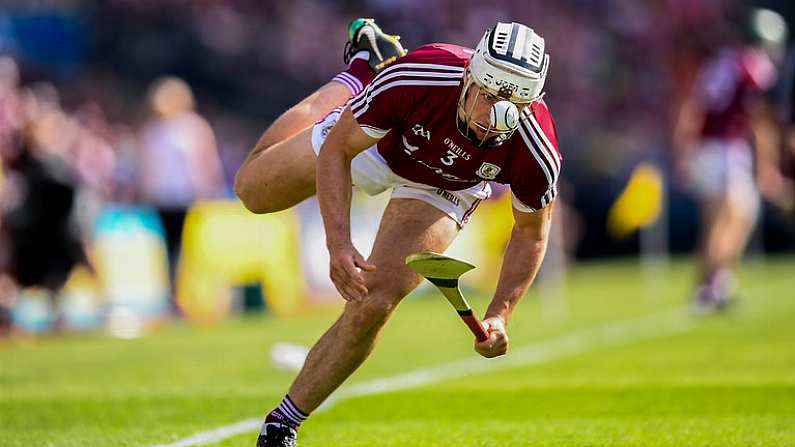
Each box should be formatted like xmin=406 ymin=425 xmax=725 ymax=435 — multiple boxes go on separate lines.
xmin=486 ymin=22 xmax=545 ymax=73
xmin=506 ymin=22 xmax=519 ymax=58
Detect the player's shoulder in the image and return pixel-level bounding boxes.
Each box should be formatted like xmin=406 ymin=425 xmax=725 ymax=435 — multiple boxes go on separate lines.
xmin=510 ymin=99 xmax=562 ymax=185
xmin=399 ymin=43 xmax=474 ymax=68
xmin=516 ymin=100 xmax=560 ymax=154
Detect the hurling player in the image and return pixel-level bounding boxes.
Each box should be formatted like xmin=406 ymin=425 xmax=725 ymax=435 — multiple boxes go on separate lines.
xmin=235 ymin=19 xmax=561 ymax=446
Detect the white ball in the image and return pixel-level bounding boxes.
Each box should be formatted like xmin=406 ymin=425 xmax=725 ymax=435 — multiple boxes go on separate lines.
xmin=489 ymin=100 xmax=520 ymax=131
xmin=270 ymin=342 xmax=309 ymax=371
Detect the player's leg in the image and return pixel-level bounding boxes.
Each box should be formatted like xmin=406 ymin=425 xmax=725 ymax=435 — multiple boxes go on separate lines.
xmin=695 ymin=184 xmax=758 ymax=311
xmin=697 ymin=205 xmax=735 ymax=308
xmin=690 ymin=144 xmax=749 ymax=311
xmin=287 ymin=199 xmax=459 ymax=410
xmin=236 ymin=19 xmax=405 ymax=218
xmin=715 ymin=157 xmax=760 ymax=273
xmin=702 ymin=191 xmax=757 ymax=282
xmin=235 ymin=126 xmax=319 ymax=213
xmin=236 ymin=86 xmax=384 ymax=213
xmin=235 ymin=61 xmax=374 ymax=213
xmin=697 ymin=196 xmax=737 ymax=302
xmin=257 ymin=199 xmax=459 ymax=445
xmin=234 ymin=76 xmax=362 ymax=213
xmin=696 ymin=198 xmax=720 ymax=278
xmin=246 ymin=17 xmax=405 ymax=155
xmin=243 ymin=82 xmax=352 ymax=164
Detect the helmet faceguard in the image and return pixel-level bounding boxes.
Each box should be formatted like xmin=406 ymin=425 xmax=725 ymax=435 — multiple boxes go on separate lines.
xmin=457 ymin=22 xmax=550 ymax=148
xmin=456 ymin=74 xmax=524 ymax=148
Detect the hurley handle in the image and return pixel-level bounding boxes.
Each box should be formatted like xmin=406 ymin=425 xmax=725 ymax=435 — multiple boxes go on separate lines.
xmin=458 ymin=311 xmax=489 ymax=342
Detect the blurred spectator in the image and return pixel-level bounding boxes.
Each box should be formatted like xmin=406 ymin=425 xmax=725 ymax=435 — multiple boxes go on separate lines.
xmin=0 ymin=56 xmax=22 ymax=334
xmin=137 ymin=76 xmax=224 ymax=303
xmin=0 ymin=77 xmax=91 ymax=329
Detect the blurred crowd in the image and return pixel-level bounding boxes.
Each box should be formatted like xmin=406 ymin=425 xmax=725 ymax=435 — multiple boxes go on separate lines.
xmin=1 ymin=0 xmax=794 ymax=334
xmin=0 ymin=55 xmax=227 ymax=332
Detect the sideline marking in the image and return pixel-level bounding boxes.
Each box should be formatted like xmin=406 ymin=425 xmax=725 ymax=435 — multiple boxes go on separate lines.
xmin=149 ymin=308 xmax=691 ymax=447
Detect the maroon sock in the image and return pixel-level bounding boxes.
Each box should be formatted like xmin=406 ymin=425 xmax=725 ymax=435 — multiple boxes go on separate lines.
xmin=332 ymin=50 xmax=375 ymax=95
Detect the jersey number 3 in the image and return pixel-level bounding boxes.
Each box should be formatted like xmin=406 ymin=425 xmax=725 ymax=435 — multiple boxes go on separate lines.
xmin=440 ymin=150 xmax=459 ymax=166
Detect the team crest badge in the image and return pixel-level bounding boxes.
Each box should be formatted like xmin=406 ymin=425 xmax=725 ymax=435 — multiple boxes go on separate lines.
xmin=476 ymin=162 xmax=501 ymax=180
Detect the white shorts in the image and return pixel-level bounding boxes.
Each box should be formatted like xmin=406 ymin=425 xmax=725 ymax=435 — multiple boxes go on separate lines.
xmin=311 ymin=109 xmax=491 ymax=227
xmin=687 ymin=138 xmax=759 ymax=212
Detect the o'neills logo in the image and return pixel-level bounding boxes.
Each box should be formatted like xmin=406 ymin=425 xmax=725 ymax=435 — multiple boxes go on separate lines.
xmin=435 ymin=189 xmax=461 ymax=206
xmin=444 ymin=137 xmax=471 ymax=160
xmin=476 ymin=162 xmax=501 ymax=180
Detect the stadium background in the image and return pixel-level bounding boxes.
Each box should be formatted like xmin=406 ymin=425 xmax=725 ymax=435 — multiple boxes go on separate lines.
xmin=1 ymin=0 xmax=795 ymax=330
xmin=0 ymin=3 xmax=791 ymax=330
xmin=1 ymin=1 xmax=795 ymax=447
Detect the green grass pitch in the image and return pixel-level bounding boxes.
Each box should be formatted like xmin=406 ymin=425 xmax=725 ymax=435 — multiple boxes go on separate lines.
xmin=2 ymin=258 xmax=794 ymax=446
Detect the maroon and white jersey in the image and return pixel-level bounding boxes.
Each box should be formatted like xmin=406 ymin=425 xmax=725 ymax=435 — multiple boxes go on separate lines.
xmin=347 ymin=43 xmax=561 ymax=211
xmin=696 ymin=47 xmax=776 ymax=140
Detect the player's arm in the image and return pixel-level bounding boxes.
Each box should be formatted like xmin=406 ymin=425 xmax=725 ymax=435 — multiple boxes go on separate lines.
xmin=475 ymin=201 xmax=554 ymax=358
xmin=316 ymin=106 xmax=381 ymax=302
xmin=749 ymin=94 xmax=785 ymax=200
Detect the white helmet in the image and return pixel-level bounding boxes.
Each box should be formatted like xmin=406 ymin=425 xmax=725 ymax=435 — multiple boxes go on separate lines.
xmin=457 ymin=22 xmax=550 ymax=147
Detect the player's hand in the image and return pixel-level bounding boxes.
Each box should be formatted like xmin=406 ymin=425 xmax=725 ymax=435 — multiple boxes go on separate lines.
xmin=474 ymin=316 xmax=509 ymax=358
xmin=328 ymin=243 xmax=376 ymax=302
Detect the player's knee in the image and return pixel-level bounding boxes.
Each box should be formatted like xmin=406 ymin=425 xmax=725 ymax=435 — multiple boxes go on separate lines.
xmin=235 ymin=171 xmax=279 ymax=214
xmin=238 ymin=196 xmax=278 ymax=214
xmin=234 ymin=170 xmax=259 ymax=211
xmin=343 ymin=275 xmax=417 ymax=334
xmin=237 ymin=194 xmax=268 ymax=214
xmin=344 ymin=299 xmax=395 ymax=337
xmin=346 ymin=279 xmax=410 ymax=334
xmin=367 ymin=270 xmax=421 ymax=300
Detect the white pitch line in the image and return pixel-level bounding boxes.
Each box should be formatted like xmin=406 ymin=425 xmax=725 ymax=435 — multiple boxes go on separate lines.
xmin=150 ymin=418 xmax=263 ymax=447
xmin=148 ymin=307 xmax=692 ymax=447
